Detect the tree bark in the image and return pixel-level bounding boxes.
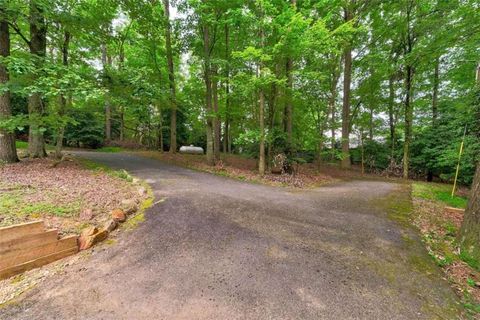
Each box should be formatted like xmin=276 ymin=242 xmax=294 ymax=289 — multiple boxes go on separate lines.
xmin=101 ymin=43 xmax=111 ymax=142
xmin=459 ymin=164 xmax=480 ymax=261
xmin=203 ymin=22 xmax=214 ymax=166
xmin=388 ymin=74 xmax=396 ymax=157
xmin=341 ymin=7 xmax=353 ymax=169
xmin=458 ymin=64 xmax=480 ymax=261
xmin=403 ymin=64 xmax=414 ymax=179
xmin=157 ymin=107 xmax=163 ymax=152
xmin=27 ymin=0 xmax=47 ymax=158
xmin=284 ymin=0 xmax=296 ymax=149
xmin=432 ymin=56 xmax=440 ymax=125
xmin=212 ymin=67 xmax=221 ymax=161
xmin=55 ymin=31 xmax=70 ymax=159
xmin=223 ymin=24 xmax=230 ymax=154
xmin=402 ymin=3 xmax=415 ymax=179
xmin=0 ymin=11 xmax=18 ymax=163
xmin=163 ymin=0 xmax=177 ymax=153
xmin=329 ymin=58 xmax=340 ymax=161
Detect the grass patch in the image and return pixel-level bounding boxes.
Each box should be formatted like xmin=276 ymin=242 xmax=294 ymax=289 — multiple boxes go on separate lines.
xmin=15 ymin=141 xmax=54 ymax=151
xmin=77 ymin=158 xmax=133 ymax=182
xmin=15 ymin=141 xmax=28 ymax=149
xmin=0 ymin=191 xmax=80 ymax=223
xmin=95 ymin=146 xmax=124 ymax=153
xmin=413 ymin=182 xmax=468 ymax=209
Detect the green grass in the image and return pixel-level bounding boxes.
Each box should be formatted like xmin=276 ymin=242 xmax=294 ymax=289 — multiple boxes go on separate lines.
xmin=15 ymin=141 xmax=28 ymax=149
xmin=0 ymin=191 xmax=80 ymax=224
xmin=15 ymin=140 xmax=54 ymax=151
xmin=95 ymin=146 xmax=124 ymax=153
xmin=412 ymin=182 xmax=468 ymax=208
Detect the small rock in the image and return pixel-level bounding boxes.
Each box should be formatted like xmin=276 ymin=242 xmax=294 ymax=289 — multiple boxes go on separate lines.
xmin=111 ymin=209 xmax=126 ymax=222
xmin=80 ymin=226 xmax=98 ymax=238
xmin=138 ymin=186 xmax=147 ymax=196
xmin=78 ymin=229 xmax=108 ymax=250
xmin=103 ymin=219 xmax=118 ymax=232
xmin=121 ymin=199 xmax=138 ymax=214
xmin=80 ymin=208 xmax=94 ymax=221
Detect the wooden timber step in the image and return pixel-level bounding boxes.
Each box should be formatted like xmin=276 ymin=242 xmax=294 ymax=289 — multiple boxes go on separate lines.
xmin=0 ymin=229 xmax=58 ymax=255
xmin=0 ymin=221 xmax=45 ymax=244
xmin=0 ymin=247 xmax=78 ymax=280
xmin=0 ymin=221 xmax=78 ymax=280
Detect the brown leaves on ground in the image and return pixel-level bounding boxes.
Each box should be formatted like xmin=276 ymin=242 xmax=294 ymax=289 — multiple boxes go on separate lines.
xmin=0 ymin=157 xmax=139 ymax=234
xmin=412 ymin=196 xmax=480 ymax=307
xmin=138 ymin=152 xmax=338 ymax=188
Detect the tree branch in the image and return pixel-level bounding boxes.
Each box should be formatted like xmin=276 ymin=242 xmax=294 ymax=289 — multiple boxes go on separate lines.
xmin=9 ymin=22 xmax=30 ymax=47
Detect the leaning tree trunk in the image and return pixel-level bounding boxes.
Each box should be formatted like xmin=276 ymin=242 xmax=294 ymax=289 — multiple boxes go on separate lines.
xmin=0 ymin=11 xmax=18 ymax=163
xmin=164 ymin=0 xmax=177 ymax=153
xmin=341 ymin=7 xmax=353 ymax=169
xmin=28 ymin=0 xmax=47 ymax=158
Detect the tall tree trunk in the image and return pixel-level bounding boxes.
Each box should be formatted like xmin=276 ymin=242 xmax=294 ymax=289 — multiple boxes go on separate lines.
xmin=203 ymin=23 xmax=214 ymax=166
xmin=402 ymin=4 xmax=415 ymax=179
xmin=459 ymin=163 xmax=480 ymax=262
xmin=157 ymin=107 xmax=163 ymax=152
xmin=403 ymin=64 xmax=414 ymax=179
xmin=212 ymin=67 xmax=221 ymax=161
xmin=163 ymin=0 xmax=177 ymax=153
xmin=0 ymin=11 xmax=18 ymax=163
xmin=432 ymin=56 xmax=440 ymax=125
xmin=28 ymin=0 xmax=47 ymax=158
xmin=223 ymin=24 xmax=230 ymax=154
xmin=329 ymin=59 xmax=340 ymax=161
xmin=101 ymin=43 xmax=111 ymax=142
xmin=55 ymin=31 xmax=70 ymax=159
xmin=341 ymin=7 xmax=353 ymax=169
xmin=388 ymin=74 xmax=396 ymax=157
xmin=459 ymin=72 xmax=480 ymax=260
xmin=284 ymin=0 xmax=296 ymax=150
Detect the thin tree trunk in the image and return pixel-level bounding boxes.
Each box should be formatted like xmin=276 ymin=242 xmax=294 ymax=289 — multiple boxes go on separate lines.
xmin=402 ymin=3 xmax=415 ymax=179
xmin=284 ymin=0 xmax=296 ymax=149
xmin=163 ymin=0 xmax=177 ymax=153
xmin=0 ymin=11 xmax=18 ymax=163
xmin=28 ymin=0 xmax=47 ymax=158
xmin=403 ymin=64 xmax=414 ymax=179
xmin=432 ymin=56 xmax=440 ymax=125
xmin=223 ymin=24 xmax=230 ymax=154
xmin=157 ymin=107 xmax=164 ymax=152
xmin=203 ymin=23 xmax=214 ymax=166
xmin=101 ymin=43 xmax=111 ymax=142
xmin=388 ymin=74 xmax=396 ymax=157
xmin=55 ymin=31 xmax=70 ymax=159
xmin=341 ymin=7 xmax=353 ymax=169
xmin=212 ymin=67 xmax=221 ymax=161
xmin=329 ymin=59 xmax=340 ymax=161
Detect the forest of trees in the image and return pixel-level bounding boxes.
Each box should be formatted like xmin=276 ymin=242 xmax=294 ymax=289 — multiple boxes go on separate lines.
xmin=0 ymin=0 xmax=478 ymax=183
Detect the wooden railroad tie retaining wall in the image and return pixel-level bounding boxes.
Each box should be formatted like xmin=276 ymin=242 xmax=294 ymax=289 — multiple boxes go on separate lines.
xmin=0 ymin=221 xmax=78 ymax=280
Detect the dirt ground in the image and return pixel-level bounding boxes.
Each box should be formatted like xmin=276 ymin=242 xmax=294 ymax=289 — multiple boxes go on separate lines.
xmin=0 ymin=157 xmax=140 ymax=234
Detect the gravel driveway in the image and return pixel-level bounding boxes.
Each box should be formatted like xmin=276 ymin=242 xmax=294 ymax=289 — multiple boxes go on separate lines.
xmin=0 ymin=152 xmax=461 ymax=319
